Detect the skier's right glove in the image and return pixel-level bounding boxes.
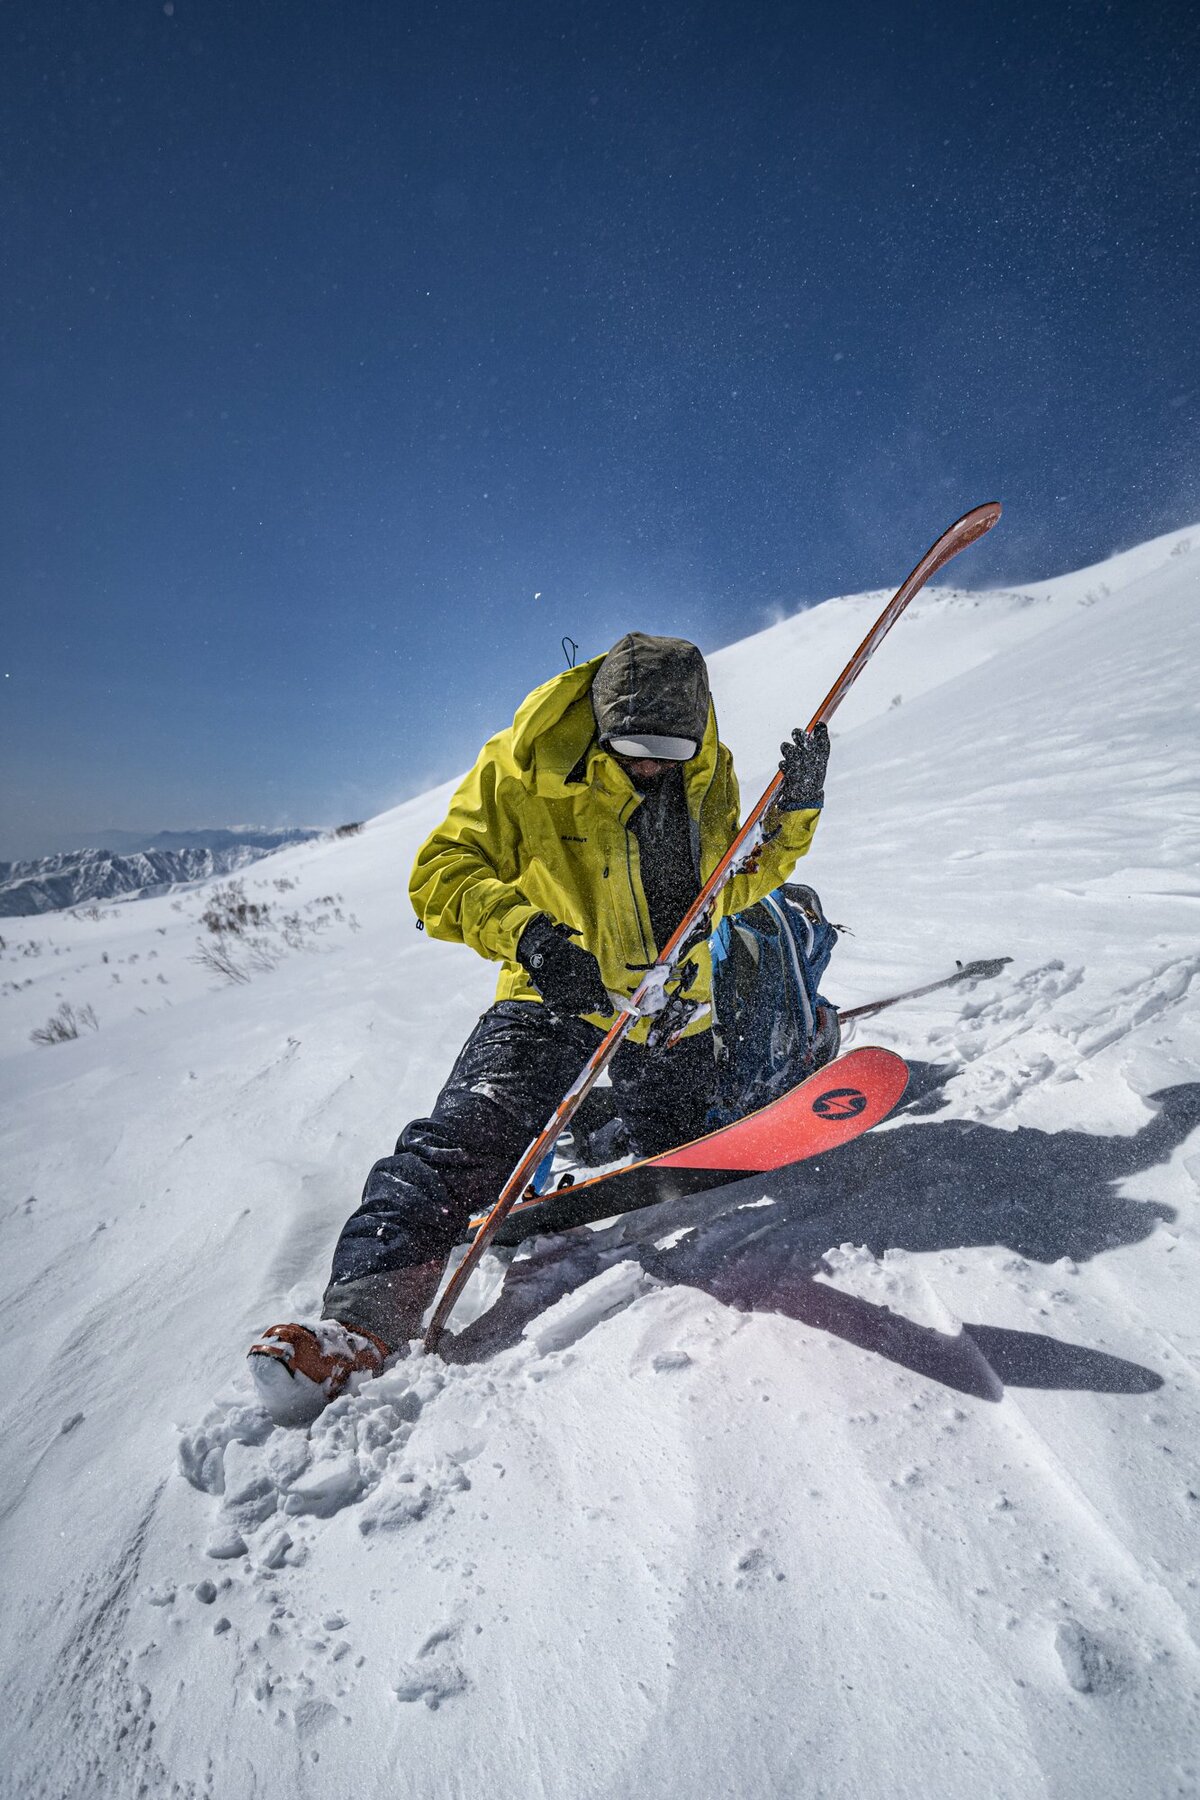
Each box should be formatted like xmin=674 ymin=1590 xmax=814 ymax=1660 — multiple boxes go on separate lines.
xmin=517 ymin=915 xmax=615 ymax=1019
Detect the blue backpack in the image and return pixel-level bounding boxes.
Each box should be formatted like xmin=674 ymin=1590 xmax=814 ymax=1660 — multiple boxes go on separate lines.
xmin=707 ymin=883 xmax=840 ymax=1127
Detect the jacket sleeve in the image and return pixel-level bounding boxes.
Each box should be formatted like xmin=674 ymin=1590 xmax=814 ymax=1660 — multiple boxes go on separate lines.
xmin=409 ymin=742 xmax=541 ymax=965
xmin=709 ymin=757 xmax=820 ymax=920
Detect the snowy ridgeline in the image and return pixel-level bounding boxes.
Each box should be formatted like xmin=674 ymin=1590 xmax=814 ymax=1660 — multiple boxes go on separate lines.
xmin=0 ymin=828 xmax=325 ymax=918
xmin=0 ymin=524 xmax=1198 ymax=1800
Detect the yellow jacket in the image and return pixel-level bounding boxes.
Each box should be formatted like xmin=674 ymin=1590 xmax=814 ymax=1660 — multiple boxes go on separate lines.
xmin=409 ymin=657 xmax=820 ymax=1041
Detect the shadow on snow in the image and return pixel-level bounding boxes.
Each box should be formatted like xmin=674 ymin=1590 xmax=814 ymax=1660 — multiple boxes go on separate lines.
xmin=442 ymin=1070 xmax=1200 ymax=1403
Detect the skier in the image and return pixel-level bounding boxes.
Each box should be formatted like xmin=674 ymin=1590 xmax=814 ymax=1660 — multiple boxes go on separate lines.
xmin=249 ymin=632 xmax=831 ymax=1421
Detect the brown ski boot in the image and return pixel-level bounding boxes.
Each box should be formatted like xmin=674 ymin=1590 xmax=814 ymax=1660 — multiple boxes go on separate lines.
xmin=248 ymin=1320 xmax=389 ymax=1425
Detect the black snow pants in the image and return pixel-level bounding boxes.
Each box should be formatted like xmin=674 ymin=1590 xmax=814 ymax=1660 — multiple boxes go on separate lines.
xmin=323 ymin=1000 xmax=716 ymax=1346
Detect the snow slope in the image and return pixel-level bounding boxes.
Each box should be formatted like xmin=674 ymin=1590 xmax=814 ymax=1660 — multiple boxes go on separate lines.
xmin=1 ymin=521 xmax=1198 ymax=1799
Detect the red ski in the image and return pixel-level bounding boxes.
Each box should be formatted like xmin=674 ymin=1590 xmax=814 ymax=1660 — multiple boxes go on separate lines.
xmin=470 ymin=1046 xmax=909 ymax=1249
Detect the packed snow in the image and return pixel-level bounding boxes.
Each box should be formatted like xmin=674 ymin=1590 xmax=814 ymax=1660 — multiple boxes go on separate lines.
xmin=1 ymin=524 xmax=1198 ymax=1799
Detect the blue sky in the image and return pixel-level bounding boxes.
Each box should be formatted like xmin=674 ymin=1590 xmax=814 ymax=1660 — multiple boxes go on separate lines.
xmin=2 ymin=0 xmax=1197 ymax=859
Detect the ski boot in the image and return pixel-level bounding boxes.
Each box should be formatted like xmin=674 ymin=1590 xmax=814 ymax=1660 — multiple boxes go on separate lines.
xmin=248 ymin=1320 xmax=389 ymax=1426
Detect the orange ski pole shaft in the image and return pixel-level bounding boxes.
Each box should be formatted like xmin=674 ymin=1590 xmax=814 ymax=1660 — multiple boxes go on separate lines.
xmin=422 ymin=500 xmax=1001 ymax=1352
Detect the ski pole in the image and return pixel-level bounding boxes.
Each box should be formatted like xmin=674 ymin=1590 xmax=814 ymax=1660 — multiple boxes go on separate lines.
xmin=838 ymin=957 xmax=1013 ymax=1024
xmin=423 ymin=500 xmax=1002 ymax=1351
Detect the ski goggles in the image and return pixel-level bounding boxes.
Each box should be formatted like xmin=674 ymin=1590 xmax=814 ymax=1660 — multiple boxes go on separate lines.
xmin=604 ymin=734 xmax=697 ymax=761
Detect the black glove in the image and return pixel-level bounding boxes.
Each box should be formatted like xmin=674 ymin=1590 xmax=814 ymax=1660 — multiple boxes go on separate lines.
xmin=777 ymin=722 xmax=830 ymax=811
xmin=516 ymin=915 xmax=614 ymax=1018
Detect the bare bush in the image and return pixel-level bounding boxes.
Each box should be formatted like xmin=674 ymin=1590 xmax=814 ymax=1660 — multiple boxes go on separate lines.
xmin=191 ymin=937 xmax=251 ymax=984
xmin=331 ymin=821 xmax=364 ymax=838
xmin=199 ymin=880 xmax=270 ymax=937
xmin=190 ymin=878 xmax=352 ymax=987
xmin=190 ymin=931 xmax=278 ymax=985
xmin=244 ymin=937 xmax=279 ymax=973
xmin=31 ymin=1001 xmax=99 ymax=1047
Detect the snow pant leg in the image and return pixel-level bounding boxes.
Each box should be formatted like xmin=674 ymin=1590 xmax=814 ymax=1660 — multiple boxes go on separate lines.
xmin=323 ymin=1001 xmax=602 ymax=1345
xmin=608 ymin=1029 xmax=717 ymax=1160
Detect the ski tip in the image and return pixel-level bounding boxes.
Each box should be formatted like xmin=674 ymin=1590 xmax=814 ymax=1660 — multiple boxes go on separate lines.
xmin=953 ymin=500 xmax=1003 ymax=541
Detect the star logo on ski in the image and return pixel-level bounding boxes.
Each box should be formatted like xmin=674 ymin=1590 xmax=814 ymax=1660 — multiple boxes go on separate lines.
xmin=811 ymin=1087 xmax=868 ymax=1119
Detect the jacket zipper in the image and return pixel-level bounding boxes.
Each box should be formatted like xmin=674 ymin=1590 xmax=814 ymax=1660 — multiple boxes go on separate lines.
xmin=623 ymin=828 xmax=652 ymax=964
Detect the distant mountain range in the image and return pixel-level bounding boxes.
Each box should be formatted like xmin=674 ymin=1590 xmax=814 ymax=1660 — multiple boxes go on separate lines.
xmin=61 ymin=827 xmax=322 ymax=857
xmin=0 ymin=828 xmax=322 ymax=917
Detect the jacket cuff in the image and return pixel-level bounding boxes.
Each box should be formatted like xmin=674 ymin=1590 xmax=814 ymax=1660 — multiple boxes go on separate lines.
xmin=773 ymin=805 xmax=821 ymax=853
xmin=471 ymin=889 xmax=542 ymax=965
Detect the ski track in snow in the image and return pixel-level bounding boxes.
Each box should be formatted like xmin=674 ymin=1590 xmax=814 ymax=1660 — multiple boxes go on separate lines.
xmin=2 ymin=526 xmax=1200 ymax=1798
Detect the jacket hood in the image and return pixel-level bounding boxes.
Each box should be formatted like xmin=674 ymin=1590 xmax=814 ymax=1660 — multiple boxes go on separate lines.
xmin=507 ymin=658 xmax=604 ymax=785
xmin=590 ymin=633 xmax=711 ymax=749
xmin=506 ymin=644 xmax=717 ymax=802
